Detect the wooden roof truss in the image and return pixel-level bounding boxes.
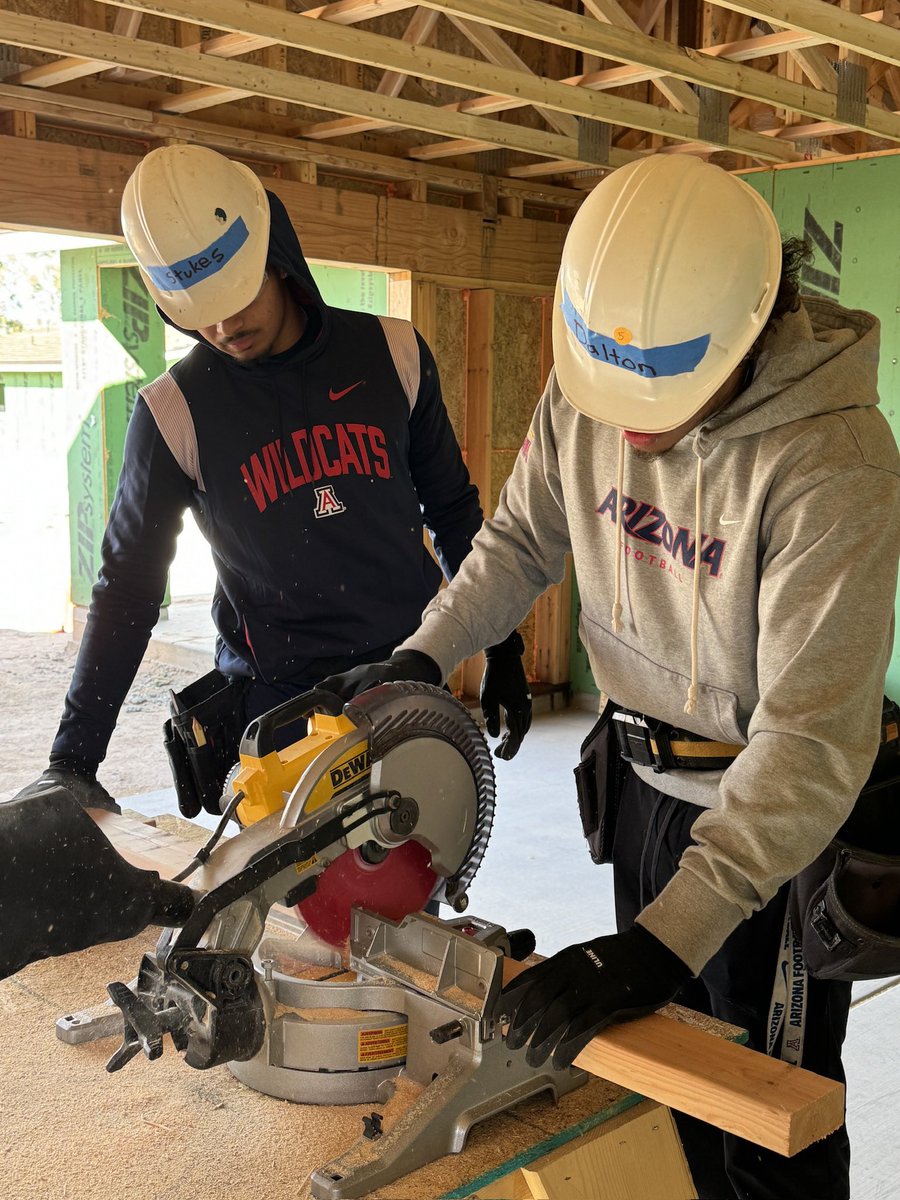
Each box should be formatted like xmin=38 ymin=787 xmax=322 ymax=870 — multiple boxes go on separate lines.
xmin=2 ymin=0 xmax=900 ymax=215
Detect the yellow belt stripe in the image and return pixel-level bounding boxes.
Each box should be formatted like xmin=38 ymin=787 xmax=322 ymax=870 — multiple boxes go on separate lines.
xmin=668 ymin=739 xmax=744 ymax=758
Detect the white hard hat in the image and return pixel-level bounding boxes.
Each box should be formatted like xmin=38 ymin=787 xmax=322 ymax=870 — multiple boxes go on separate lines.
xmin=120 ymin=145 xmax=270 ymax=330
xmin=552 ymin=155 xmax=782 ymax=433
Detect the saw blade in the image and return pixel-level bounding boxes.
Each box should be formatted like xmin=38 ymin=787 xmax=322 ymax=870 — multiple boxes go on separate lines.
xmin=297 ymin=840 xmax=437 ymax=946
xmin=280 ymin=683 xmax=495 ymax=945
xmin=345 ymin=683 xmax=496 ymax=910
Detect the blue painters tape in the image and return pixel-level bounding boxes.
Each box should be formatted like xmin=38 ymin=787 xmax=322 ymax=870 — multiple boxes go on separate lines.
xmin=561 ymin=289 xmax=710 ymax=378
xmin=145 ymin=216 xmax=249 ymax=292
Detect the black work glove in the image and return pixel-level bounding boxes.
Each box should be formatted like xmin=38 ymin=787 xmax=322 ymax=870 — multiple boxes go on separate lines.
xmin=15 ymin=764 xmax=121 ymax=814
xmin=0 ymin=785 xmax=196 ymax=981
xmin=501 ymin=924 xmax=692 ymax=1069
xmin=481 ymin=631 xmax=532 ymax=760
xmin=318 ymin=649 xmax=442 ymax=702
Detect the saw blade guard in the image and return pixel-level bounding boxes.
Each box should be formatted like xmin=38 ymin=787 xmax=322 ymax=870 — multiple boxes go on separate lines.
xmin=277 ymin=683 xmax=496 ymax=931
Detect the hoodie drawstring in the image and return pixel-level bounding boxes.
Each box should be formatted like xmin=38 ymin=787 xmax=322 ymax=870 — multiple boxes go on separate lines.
xmin=683 ymin=453 xmax=704 ymax=717
xmin=611 ymin=430 xmax=626 ymax=634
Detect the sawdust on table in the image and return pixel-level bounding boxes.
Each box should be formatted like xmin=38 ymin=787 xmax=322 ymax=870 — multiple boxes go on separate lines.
xmin=272 ymin=1002 xmax=402 ymax=1024
xmin=439 ymin=983 xmax=485 ymax=1014
xmin=2 ymin=935 xmax=638 ymax=1200
xmin=381 ymin=1073 xmax=426 ymax=1125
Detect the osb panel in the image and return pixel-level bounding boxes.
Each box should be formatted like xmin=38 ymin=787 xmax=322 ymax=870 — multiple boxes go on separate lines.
xmin=492 ymin=292 xmax=544 ymax=450
xmin=433 ymin=286 xmax=467 ymax=445
xmin=41 ymin=123 xmax=147 ymax=159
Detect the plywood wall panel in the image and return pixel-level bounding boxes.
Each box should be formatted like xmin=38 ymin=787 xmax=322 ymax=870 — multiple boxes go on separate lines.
xmin=433 ymin=285 xmax=468 ymax=445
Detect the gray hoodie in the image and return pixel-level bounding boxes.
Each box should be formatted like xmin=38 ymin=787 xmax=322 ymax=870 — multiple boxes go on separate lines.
xmin=401 ymin=297 xmax=900 ymax=973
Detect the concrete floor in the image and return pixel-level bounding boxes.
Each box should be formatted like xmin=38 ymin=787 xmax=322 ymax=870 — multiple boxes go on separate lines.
xmin=130 ymin=598 xmax=899 ymax=1200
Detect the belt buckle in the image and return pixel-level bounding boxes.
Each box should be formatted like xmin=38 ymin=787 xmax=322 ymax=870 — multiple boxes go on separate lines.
xmin=613 ymin=712 xmax=668 ymax=772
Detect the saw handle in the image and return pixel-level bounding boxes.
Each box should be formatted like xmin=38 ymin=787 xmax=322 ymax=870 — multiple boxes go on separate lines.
xmin=240 ymin=687 xmax=345 ymax=759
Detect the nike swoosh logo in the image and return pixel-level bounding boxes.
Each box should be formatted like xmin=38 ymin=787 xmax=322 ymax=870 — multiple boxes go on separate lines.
xmin=329 ymin=380 xmax=364 ymax=401
xmin=719 ymin=514 xmax=741 ymax=525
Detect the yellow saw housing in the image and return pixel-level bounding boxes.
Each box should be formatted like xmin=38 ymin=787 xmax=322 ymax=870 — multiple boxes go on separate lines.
xmin=231 ymin=712 xmax=368 ymax=826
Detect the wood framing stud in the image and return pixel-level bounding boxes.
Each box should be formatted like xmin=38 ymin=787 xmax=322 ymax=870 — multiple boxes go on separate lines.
xmin=0 ymin=109 xmax=36 ymax=137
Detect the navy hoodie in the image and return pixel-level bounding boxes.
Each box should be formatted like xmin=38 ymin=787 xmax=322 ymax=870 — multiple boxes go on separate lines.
xmin=52 ymin=191 xmax=482 ymax=771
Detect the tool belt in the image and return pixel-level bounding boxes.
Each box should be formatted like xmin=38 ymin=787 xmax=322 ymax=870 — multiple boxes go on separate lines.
xmin=573 ymin=701 xmax=743 ymax=866
xmin=788 ymin=696 xmax=900 ymax=982
xmin=611 ymin=709 xmax=745 ymax=773
xmin=162 ymin=669 xmax=249 ymax=819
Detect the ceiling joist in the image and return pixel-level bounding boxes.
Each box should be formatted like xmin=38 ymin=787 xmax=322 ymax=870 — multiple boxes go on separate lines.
xmin=0 ymin=0 xmax=898 ymax=216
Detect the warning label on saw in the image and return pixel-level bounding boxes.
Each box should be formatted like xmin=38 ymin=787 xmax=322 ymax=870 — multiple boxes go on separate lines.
xmin=358 ymin=1024 xmax=408 ymax=1064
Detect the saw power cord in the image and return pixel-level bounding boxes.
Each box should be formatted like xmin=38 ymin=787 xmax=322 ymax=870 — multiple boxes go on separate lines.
xmin=172 ymin=789 xmax=246 ymax=883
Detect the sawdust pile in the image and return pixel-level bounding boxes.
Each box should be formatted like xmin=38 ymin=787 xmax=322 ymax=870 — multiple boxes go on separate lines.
xmin=1 ymin=936 xmax=634 ymax=1200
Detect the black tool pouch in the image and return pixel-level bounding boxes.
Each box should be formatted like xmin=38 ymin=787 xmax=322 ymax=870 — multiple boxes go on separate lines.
xmin=573 ymin=701 xmax=628 ymax=865
xmin=789 ymin=698 xmax=900 ymax=981
xmin=163 ymin=669 xmax=249 ymax=819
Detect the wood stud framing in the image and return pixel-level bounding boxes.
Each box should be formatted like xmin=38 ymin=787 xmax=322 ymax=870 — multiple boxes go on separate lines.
xmin=0 ymin=0 xmax=897 ymax=206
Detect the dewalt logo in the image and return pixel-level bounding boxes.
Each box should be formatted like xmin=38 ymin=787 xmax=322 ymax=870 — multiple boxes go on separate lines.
xmin=304 ymin=740 xmax=372 ymax=813
xmin=330 ymin=749 xmax=371 ymax=789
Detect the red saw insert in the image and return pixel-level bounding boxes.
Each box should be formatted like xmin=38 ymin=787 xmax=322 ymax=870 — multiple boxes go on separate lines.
xmin=297 ymin=840 xmax=438 ymax=946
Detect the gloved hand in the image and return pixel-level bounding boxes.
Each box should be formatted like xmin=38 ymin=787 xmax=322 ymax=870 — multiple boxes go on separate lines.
xmin=318 ymin=649 xmax=442 ymax=702
xmin=0 ymin=785 xmax=195 ymax=981
xmin=481 ymin=631 xmax=532 ymax=760
xmin=501 ymin=924 xmax=692 ymax=1069
xmin=15 ymin=764 xmax=121 ymax=814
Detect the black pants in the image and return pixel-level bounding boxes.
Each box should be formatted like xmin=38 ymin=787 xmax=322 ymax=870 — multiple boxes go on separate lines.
xmin=613 ymin=767 xmax=852 ymax=1200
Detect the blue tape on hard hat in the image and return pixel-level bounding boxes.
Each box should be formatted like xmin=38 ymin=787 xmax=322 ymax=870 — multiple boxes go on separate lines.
xmin=144 ymin=216 xmax=250 ymax=293
xmin=561 ymin=290 xmax=710 ymax=378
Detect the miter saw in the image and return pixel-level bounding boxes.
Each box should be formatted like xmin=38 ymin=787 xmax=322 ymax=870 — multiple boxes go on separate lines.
xmin=74 ymin=683 xmax=588 ymax=1199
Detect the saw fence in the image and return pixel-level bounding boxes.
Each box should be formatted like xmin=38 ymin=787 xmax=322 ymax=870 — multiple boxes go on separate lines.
xmin=0 ymin=811 xmax=845 ymax=1200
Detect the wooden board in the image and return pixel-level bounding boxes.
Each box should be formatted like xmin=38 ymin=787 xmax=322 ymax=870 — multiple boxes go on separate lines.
xmin=519 ymin=1101 xmax=694 ymax=1200
xmin=501 ymin=955 xmax=845 ymax=1158
xmin=459 ymin=1101 xmax=694 ymax=1199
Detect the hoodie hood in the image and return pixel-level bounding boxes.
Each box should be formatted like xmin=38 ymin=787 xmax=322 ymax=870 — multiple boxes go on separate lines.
xmin=155 ymin=188 xmax=328 ymax=365
xmin=694 ymin=297 xmax=881 ymax=457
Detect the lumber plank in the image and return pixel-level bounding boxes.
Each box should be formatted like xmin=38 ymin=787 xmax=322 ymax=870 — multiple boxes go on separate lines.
xmin=501 ymin=956 xmax=844 ymax=1157
xmin=11 ymin=0 xmax=799 ymax=162
xmin=91 ymin=807 xmax=201 ymax=877
xmin=574 ymin=1011 xmax=844 ymax=1157
xmin=91 ymin=807 xmax=305 ymax=933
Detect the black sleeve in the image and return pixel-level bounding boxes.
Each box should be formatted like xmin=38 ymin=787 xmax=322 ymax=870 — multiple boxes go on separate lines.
xmin=407 ymin=331 xmax=483 ymax=579
xmin=50 ymin=397 xmax=195 ymax=773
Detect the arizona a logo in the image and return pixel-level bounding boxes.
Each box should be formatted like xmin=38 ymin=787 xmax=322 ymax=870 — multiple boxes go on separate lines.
xmin=314 ymin=484 xmax=346 ymax=518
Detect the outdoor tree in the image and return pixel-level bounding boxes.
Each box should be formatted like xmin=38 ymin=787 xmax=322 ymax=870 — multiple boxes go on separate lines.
xmin=0 ymin=251 xmax=60 ymax=333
